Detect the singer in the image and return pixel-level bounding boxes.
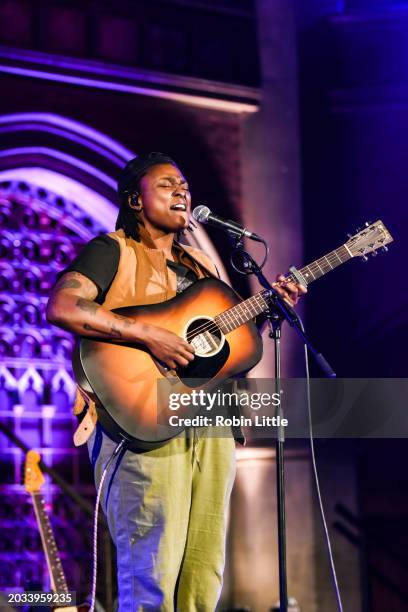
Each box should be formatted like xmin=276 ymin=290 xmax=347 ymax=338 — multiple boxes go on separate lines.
xmin=46 ymin=152 xmax=305 ymax=611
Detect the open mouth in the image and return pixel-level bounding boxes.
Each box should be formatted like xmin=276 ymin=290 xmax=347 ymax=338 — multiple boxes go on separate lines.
xmin=170 ymin=204 xmax=187 ymax=211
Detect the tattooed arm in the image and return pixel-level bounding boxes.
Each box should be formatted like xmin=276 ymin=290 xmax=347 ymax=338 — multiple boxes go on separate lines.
xmin=46 ymin=271 xmax=195 ymax=369
xmin=46 ymin=272 xmax=138 ymax=340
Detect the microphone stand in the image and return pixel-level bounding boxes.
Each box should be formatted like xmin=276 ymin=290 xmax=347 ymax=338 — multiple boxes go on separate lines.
xmin=227 ymin=232 xmax=335 ymax=612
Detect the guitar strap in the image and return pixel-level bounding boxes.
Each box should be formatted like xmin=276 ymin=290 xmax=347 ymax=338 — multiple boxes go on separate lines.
xmin=73 ymin=388 xmax=98 ymax=446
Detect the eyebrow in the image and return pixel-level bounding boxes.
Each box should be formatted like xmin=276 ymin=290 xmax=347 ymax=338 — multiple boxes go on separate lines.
xmin=159 ymin=175 xmax=189 ymax=186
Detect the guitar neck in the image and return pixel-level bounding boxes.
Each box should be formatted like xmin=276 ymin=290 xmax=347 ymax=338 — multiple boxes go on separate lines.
xmin=32 ymin=492 xmax=69 ymax=594
xmin=285 ymin=244 xmax=352 ymax=285
xmin=215 ymin=243 xmax=352 ymax=333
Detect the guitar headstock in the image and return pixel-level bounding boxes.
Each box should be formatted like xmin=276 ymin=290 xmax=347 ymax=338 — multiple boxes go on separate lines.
xmin=345 ymin=220 xmax=393 ymax=259
xmin=24 ymin=450 xmax=44 ymax=494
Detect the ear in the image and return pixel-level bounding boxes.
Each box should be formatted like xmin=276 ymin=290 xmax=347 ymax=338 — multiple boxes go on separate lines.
xmin=128 ymin=193 xmax=143 ymax=212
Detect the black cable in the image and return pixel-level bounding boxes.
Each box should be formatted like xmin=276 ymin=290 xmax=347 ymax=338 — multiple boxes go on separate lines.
xmin=300 ymin=318 xmax=343 ymax=612
xmin=230 ymin=237 xmax=269 ymax=276
xmin=89 ymin=438 xmax=128 ymax=612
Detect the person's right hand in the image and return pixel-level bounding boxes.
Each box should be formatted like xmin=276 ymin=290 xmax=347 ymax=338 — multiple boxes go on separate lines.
xmin=143 ymin=325 xmax=195 ymax=370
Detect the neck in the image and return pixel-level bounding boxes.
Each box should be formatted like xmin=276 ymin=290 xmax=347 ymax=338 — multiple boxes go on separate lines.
xmin=138 ymin=221 xmax=175 ymax=251
xmin=149 ymin=233 xmax=175 ymax=251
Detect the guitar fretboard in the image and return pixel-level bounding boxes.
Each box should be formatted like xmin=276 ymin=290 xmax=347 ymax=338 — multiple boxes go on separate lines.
xmin=214 ymin=244 xmax=352 ymax=334
xmin=285 ymin=245 xmax=351 ymax=284
xmin=214 ymin=291 xmax=268 ymax=333
xmin=32 ymin=492 xmax=68 ymax=594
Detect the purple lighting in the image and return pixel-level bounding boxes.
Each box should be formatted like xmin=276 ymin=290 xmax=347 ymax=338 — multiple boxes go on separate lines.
xmin=0 ymin=112 xmax=134 ymax=165
xmin=0 ymin=167 xmax=117 ymax=230
xmin=0 ymin=147 xmax=117 ymax=189
xmin=0 ymin=64 xmax=258 ymax=113
xmin=0 ymin=112 xmax=229 ymax=278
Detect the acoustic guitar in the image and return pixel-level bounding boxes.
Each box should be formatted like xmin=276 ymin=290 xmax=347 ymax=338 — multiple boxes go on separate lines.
xmin=24 ymin=450 xmax=90 ymax=612
xmin=73 ymin=220 xmax=393 ymax=448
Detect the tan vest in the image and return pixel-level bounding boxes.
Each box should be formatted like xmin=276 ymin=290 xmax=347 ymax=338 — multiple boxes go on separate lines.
xmin=102 ymin=228 xmax=219 ymax=309
xmin=72 ymin=227 xmax=219 ymax=444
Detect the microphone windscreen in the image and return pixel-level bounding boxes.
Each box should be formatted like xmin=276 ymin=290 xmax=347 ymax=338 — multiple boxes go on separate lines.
xmin=192 ymin=205 xmax=210 ymax=223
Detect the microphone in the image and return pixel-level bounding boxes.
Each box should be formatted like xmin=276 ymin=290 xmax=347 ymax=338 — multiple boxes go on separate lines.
xmin=192 ymin=206 xmax=263 ymax=242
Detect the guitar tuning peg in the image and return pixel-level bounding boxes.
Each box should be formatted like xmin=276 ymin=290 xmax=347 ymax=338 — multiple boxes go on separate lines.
xmin=371 ymin=250 xmax=377 ymax=257
xmin=361 ymin=255 xmax=369 ymax=262
xmin=381 ymin=246 xmax=388 ymax=253
xmin=365 ymin=220 xmax=372 ymax=227
xmin=355 ymin=227 xmax=361 ymax=233
xmin=347 ymin=233 xmax=352 ymax=239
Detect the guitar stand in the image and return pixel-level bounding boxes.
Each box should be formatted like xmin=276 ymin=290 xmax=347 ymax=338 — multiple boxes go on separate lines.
xmin=227 ymin=233 xmax=335 ymax=612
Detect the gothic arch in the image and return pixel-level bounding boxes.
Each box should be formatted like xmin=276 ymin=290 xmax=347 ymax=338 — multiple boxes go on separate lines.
xmin=0 ymin=112 xmax=227 ymax=275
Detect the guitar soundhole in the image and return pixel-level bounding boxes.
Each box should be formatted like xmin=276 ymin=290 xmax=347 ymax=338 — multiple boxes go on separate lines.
xmin=185 ymin=317 xmax=224 ymax=357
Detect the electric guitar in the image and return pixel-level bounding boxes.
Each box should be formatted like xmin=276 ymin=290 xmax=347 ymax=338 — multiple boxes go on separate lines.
xmin=73 ymin=220 xmax=393 ymax=448
xmin=24 ymin=450 xmax=90 ymax=612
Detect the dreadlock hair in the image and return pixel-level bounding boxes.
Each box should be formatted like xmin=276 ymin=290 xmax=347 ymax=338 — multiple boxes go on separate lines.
xmin=115 ymin=181 xmax=145 ymax=242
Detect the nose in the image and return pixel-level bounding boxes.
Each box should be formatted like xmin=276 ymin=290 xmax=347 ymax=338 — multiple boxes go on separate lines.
xmin=173 ymin=184 xmax=188 ymax=199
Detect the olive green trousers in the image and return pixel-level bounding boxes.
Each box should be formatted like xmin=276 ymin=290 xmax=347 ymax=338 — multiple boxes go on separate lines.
xmin=89 ymin=426 xmax=236 ymax=611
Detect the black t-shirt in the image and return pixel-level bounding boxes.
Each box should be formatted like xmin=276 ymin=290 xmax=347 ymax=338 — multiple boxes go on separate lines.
xmin=57 ymin=235 xmax=198 ymax=303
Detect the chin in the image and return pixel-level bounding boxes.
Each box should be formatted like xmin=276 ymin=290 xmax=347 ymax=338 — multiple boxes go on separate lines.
xmin=161 ymin=223 xmax=187 ymax=234
xmin=173 ymin=219 xmax=189 ymax=231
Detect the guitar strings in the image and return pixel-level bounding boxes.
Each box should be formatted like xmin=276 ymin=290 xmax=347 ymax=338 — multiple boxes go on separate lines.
xmin=183 ymin=265 xmax=319 ymax=341
xmin=184 ymin=244 xmax=357 ymax=343
xmin=186 ymin=291 xmax=270 ymax=340
xmin=185 ymin=311 xmax=249 ymax=342
xmin=184 ymin=235 xmax=384 ymax=343
xmin=184 ymin=277 xmax=300 ymax=342
xmin=185 ymin=293 xmax=270 ymax=341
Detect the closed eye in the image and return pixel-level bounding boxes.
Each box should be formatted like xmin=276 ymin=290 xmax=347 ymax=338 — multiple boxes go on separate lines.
xmin=157 ymin=177 xmax=189 ymax=190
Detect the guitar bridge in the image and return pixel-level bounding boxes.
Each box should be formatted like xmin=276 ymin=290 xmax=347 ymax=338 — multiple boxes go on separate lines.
xmin=191 ymin=331 xmax=218 ymax=354
xmin=185 ymin=316 xmax=225 ymax=357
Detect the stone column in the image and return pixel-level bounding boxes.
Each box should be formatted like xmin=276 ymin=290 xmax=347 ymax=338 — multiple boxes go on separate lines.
xmin=241 ymin=0 xmax=303 ymax=378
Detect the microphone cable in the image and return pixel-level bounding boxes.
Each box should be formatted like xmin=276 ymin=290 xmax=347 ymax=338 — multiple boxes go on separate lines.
xmin=299 ymin=314 xmax=344 ymax=612
xmin=89 ymin=438 xmax=128 ymax=612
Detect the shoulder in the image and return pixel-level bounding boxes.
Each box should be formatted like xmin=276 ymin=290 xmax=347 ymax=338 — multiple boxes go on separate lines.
xmin=107 ymin=229 xmax=146 ymax=256
xmin=87 ymin=233 xmax=119 ymax=250
xmin=106 ymin=228 xmax=127 ymax=248
xmin=75 ymin=233 xmax=120 ymax=263
xmin=59 ymin=233 xmax=119 ymax=267
xmin=55 ymin=232 xmax=120 ymax=299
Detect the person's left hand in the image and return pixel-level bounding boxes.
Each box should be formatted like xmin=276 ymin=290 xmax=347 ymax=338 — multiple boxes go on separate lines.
xmin=273 ymin=274 xmax=307 ymax=307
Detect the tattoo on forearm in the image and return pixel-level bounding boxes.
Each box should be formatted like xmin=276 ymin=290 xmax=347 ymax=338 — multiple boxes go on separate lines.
xmin=83 ymin=323 xmax=122 ymax=338
xmin=76 ymin=298 xmax=100 ymax=315
xmin=113 ymin=313 xmax=135 ymax=327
